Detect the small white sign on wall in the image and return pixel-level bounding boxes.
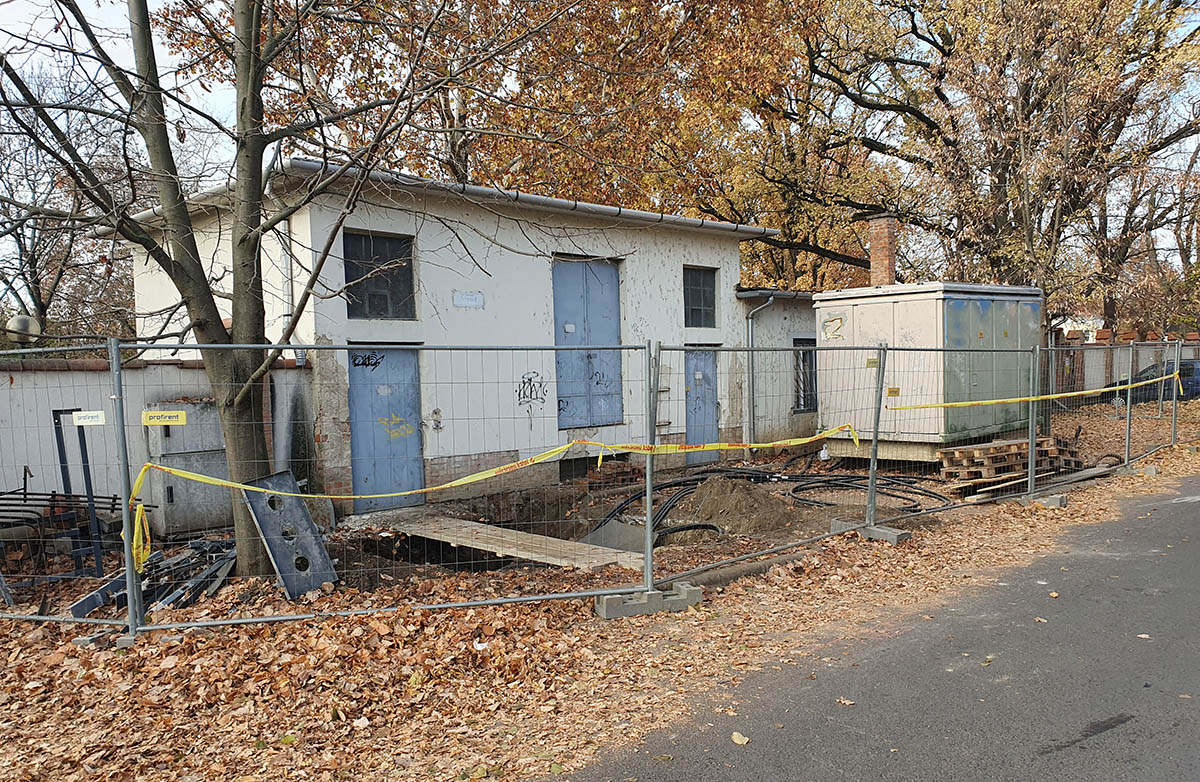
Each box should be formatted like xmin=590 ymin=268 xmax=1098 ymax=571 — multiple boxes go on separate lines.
xmin=71 ymin=410 xmax=106 ymax=426
xmin=453 ymin=290 xmax=485 ymax=309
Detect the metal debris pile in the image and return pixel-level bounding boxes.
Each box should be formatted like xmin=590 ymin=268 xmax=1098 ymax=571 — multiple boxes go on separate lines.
xmin=69 ymin=539 xmax=236 ymax=619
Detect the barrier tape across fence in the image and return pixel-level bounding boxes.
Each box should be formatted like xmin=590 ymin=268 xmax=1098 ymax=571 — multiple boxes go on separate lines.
xmin=123 ymin=424 xmax=862 ymax=572
xmin=885 ymin=372 xmax=1182 ymax=411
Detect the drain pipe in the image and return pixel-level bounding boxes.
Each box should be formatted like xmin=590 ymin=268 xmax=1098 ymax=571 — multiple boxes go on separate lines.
xmin=745 ymin=295 xmax=775 ymax=444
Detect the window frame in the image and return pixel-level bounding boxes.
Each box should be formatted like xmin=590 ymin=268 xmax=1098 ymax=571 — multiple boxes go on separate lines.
xmin=342 ymin=229 xmax=417 ymax=321
xmin=682 ymin=266 xmax=718 ymax=329
xmin=792 ymin=337 xmax=817 ymax=413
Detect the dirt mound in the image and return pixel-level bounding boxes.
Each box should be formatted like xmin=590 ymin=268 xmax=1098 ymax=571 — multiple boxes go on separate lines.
xmin=672 ymin=476 xmax=799 ymax=536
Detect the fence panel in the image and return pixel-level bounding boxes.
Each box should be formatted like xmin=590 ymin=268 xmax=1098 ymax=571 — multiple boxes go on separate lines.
xmin=0 ymin=344 xmax=130 ymax=627
xmin=646 ymin=345 xmax=948 ymax=584
xmin=887 ymin=347 xmax=1035 ymax=510
xmin=1126 ymin=341 xmax=1192 ymax=460
xmin=1040 ymin=344 xmax=1128 ymax=483
xmin=1041 ymin=341 xmax=1192 ymax=488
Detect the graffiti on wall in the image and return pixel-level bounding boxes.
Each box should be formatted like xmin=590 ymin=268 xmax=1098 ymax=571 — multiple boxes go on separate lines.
xmin=515 ymin=371 xmax=549 ymax=429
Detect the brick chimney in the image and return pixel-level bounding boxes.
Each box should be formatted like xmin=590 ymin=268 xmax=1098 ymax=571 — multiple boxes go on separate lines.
xmin=868 ymin=214 xmax=898 ymax=287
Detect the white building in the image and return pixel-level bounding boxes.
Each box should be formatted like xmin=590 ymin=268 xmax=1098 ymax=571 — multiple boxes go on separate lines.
xmin=122 ymin=159 xmax=820 ymax=522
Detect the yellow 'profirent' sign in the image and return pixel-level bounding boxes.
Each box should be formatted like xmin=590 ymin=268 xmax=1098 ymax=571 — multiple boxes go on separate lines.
xmin=141 ymin=410 xmax=187 ymax=426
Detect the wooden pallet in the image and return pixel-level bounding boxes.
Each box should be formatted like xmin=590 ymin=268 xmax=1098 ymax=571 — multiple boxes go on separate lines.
xmin=942 ymin=458 xmax=1052 ymax=481
xmin=938 ymin=435 xmax=1083 ymax=497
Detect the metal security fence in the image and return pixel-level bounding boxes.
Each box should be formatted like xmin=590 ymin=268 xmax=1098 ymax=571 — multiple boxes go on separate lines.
xmin=0 ymin=343 xmax=131 ymax=629
xmin=1042 ymin=342 xmax=1189 ymax=483
xmin=0 ymin=338 xmax=1188 ymax=636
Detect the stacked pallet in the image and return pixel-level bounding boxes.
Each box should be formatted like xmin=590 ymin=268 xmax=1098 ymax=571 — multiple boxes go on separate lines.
xmin=938 ymin=437 xmax=1084 ymax=500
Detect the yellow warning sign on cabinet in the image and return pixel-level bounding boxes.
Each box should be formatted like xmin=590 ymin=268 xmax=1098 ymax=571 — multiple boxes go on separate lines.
xmin=141 ymin=410 xmax=187 ymax=426
xmin=887 ymin=387 xmax=901 ymax=397
xmin=865 ymin=357 xmax=880 ymax=368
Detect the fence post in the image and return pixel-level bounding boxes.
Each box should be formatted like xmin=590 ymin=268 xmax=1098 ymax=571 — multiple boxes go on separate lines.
xmin=107 ymin=338 xmax=142 ymax=635
xmin=1042 ymin=346 xmax=1054 ymax=434
xmin=1157 ymin=342 xmax=1166 ymax=419
xmin=1125 ymin=344 xmax=1135 ymax=465
xmin=865 ymin=344 xmax=888 ymax=526
xmin=1027 ymin=346 xmax=1040 ymax=496
xmin=643 ymin=340 xmax=658 ymax=591
xmin=1172 ymin=339 xmax=1182 ymax=447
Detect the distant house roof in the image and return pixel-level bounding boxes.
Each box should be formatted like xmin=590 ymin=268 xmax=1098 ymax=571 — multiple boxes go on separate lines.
xmin=106 ymin=157 xmax=779 ymax=242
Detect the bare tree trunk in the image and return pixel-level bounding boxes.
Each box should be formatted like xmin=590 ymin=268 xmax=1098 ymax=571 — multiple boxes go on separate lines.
xmin=1103 ymin=293 xmax=1118 ymax=331
xmin=213 ymin=353 xmax=271 ymax=576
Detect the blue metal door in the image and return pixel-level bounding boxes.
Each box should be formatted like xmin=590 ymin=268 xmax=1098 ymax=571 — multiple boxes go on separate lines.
xmin=685 ymin=350 xmax=719 ymax=465
xmin=553 ymin=259 xmax=624 ymax=429
xmin=348 ymin=348 xmax=424 ymax=513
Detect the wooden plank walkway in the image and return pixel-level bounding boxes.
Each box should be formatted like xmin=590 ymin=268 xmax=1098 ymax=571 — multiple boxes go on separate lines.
xmin=385 ymin=516 xmax=644 ymax=571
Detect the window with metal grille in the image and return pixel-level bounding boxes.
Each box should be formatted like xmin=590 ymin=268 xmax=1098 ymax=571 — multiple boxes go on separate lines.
xmin=683 ymin=266 xmax=717 ymax=328
xmin=343 ymin=231 xmax=416 ymax=320
xmin=793 ymin=337 xmax=817 ymax=412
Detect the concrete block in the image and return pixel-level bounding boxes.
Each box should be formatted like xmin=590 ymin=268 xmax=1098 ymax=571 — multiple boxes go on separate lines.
xmin=1034 ymin=494 xmax=1068 ymax=509
xmin=594 ymin=582 xmax=702 ymax=619
xmin=1115 ymin=464 xmax=1158 ymax=477
xmin=71 ymin=632 xmax=110 ymax=648
xmin=830 ymin=519 xmax=912 ymax=545
xmin=862 ymin=525 xmax=912 ymax=544
xmin=115 ymin=634 xmax=138 ymax=649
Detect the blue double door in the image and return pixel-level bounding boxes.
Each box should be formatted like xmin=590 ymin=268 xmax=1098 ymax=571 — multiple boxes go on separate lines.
xmin=553 ymin=259 xmax=624 ymax=429
xmin=347 ymin=348 xmax=425 ymax=513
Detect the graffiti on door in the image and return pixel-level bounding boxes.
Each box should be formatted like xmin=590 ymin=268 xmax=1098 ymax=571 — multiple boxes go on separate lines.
xmin=377 ymin=413 xmax=415 ymax=439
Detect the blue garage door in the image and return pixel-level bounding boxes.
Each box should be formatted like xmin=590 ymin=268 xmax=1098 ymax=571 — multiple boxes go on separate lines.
xmin=685 ymin=350 xmax=719 ymax=465
xmin=552 ymin=259 xmax=624 ymax=429
xmin=348 ymin=348 xmax=424 ymax=513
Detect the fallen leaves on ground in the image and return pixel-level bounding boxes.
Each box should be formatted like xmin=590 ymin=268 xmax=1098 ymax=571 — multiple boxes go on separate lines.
xmin=836 ymin=697 xmax=856 ymax=706
xmin=730 ymin=731 xmax=751 ymax=745
xmin=1 ymin=448 xmax=1197 ymax=780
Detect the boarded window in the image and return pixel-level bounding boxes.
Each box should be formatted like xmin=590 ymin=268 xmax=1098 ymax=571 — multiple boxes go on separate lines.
xmin=683 ymin=267 xmax=717 ymax=328
xmin=343 ymin=231 xmax=416 ymax=320
xmin=793 ymin=338 xmax=817 ymax=412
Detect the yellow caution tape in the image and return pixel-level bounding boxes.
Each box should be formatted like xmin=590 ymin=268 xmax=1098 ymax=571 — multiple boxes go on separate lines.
xmin=119 ymin=502 xmax=153 ymax=574
xmin=886 ymin=372 xmax=1182 ymax=411
xmin=124 ymin=424 xmax=860 ymax=569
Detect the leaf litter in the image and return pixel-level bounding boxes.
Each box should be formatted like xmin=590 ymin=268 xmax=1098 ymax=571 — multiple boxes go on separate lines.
xmin=2 ymin=448 xmax=1198 ymax=780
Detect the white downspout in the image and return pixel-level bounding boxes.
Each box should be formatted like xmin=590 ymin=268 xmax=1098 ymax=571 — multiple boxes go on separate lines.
xmin=745 ymin=296 xmax=775 ymax=444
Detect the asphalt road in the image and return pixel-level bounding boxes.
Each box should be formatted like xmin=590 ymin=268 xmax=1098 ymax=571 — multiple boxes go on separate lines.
xmin=572 ymin=476 xmax=1200 ymax=782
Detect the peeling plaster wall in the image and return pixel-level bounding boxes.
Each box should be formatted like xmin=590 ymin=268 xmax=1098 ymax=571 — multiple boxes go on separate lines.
xmin=299 ymin=192 xmax=748 ymax=479
xmin=129 ymin=188 xmax=761 ymax=509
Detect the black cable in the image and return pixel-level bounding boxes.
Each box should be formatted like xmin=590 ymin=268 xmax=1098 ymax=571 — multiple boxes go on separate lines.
xmin=655 ymin=522 xmax=722 ymax=539
xmin=587 ymin=465 xmax=954 ymax=538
